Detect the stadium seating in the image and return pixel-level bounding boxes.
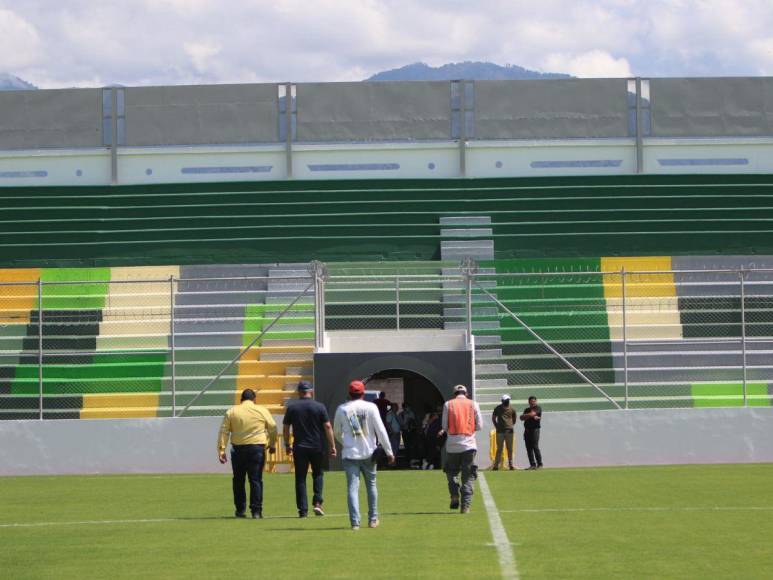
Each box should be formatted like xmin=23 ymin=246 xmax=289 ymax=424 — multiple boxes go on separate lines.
xmin=2 ymin=174 xmax=773 ymax=417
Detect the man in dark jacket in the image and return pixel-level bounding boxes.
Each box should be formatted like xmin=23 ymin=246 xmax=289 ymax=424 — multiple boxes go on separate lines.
xmin=520 ymin=396 xmax=543 ymax=469
xmin=283 ymin=381 xmax=337 ymax=517
xmin=491 ymin=394 xmax=517 ymax=470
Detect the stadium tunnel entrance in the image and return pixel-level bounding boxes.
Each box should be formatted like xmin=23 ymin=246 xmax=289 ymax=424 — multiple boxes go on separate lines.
xmin=364 ymin=369 xmax=445 ymax=417
xmin=312 ymin=329 xmax=474 ymax=419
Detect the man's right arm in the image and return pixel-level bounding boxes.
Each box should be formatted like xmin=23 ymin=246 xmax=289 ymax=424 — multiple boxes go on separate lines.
xmin=333 ymin=409 xmax=344 ymax=444
xmin=217 ymin=411 xmax=231 ymax=463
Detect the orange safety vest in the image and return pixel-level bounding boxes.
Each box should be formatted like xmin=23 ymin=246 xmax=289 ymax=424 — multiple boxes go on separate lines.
xmin=447 ymin=397 xmax=475 ymax=436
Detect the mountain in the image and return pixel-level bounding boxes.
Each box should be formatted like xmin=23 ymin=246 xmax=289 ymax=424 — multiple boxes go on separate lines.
xmin=0 ymin=74 xmax=37 ymax=90
xmin=367 ymin=61 xmax=570 ymax=81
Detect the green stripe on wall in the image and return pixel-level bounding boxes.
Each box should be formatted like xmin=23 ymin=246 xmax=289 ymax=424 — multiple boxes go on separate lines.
xmin=691 ymin=383 xmax=772 ymax=407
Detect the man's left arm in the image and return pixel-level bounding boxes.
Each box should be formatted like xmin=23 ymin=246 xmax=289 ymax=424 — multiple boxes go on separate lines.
xmin=263 ymin=409 xmax=278 ymax=452
xmin=474 ymin=403 xmax=483 ymax=432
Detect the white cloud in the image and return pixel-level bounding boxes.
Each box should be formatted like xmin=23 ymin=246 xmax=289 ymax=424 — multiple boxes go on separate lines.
xmin=184 ymin=40 xmax=221 ymax=74
xmin=543 ymin=50 xmax=634 ymax=78
xmin=3 ymin=0 xmax=773 ymax=87
xmin=0 ymin=8 xmax=42 ymax=69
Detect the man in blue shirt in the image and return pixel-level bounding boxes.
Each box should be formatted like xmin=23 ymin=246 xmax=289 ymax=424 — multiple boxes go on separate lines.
xmin=283 ymin=381 xmax=337 ymax=517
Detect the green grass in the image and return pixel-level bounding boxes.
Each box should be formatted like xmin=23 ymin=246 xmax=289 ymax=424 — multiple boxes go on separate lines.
xmin=1 ymin=465 xmax=772 ymax=579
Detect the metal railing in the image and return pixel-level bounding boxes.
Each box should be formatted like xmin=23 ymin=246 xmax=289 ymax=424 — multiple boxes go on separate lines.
xmin=1 ymin=262 xmax=772 ymax=418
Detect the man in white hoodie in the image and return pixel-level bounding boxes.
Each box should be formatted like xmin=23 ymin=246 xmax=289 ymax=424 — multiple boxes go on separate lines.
xmin=333 ymin=380 xmax=395 ymax=530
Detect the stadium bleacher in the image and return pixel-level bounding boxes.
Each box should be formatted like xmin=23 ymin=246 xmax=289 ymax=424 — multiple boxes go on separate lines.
xmin=2 ymin=173 xmax=773 ymax=418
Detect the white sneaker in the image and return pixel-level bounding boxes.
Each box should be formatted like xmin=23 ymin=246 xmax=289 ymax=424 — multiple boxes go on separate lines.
xmin=368 ymin=519 xmax=380 ymax=528
xmin=313 ymin=504 xmax=325 ymax=516
xmin=351 ymin=525 xmax=360 ymax=530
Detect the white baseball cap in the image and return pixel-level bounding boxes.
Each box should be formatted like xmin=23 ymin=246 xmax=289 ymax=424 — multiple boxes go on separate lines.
xmin=501 ymin=394 xmax=511 ymax=401
xmin=453 ymin=384 xmax=468 ymax=394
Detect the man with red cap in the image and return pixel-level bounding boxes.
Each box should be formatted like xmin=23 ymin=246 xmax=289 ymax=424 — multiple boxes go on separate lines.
xmin=333 ymin=380 xmax=395 ymax=530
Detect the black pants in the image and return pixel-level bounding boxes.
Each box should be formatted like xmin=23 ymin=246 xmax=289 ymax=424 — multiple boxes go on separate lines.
xmin=524 ymin=429 xmax=543 ymax=467
xmin=293 ymin=447 xmax=325 ymax=515
xmin=231 ymin=444 xmax=265 ymax=514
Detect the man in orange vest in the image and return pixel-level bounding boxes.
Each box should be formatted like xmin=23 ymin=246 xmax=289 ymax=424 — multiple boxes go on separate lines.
xmin=439 ymin=384 xmax=482 ymax=514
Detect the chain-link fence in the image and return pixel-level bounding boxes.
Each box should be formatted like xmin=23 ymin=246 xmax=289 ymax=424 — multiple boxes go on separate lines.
xmin=0 ymin=271 xmax=315 ymax=420
xmin=2 ymin=263 xmax=772 ymax=419
xmin=470 ymin=267 xmax=773 ymax=412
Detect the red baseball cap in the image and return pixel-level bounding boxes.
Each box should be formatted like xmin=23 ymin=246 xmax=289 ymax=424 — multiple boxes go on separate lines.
xmin=349 ymin=380 xmax=365 ymax=395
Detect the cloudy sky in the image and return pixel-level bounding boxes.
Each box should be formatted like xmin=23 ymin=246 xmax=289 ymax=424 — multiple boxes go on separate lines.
xmin=3 ymin=0 xmax=773 ymax=88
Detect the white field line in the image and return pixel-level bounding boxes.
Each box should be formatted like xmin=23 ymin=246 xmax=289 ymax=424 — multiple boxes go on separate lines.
xmin=499 ymin=506 xmax=773 ymax=514
xmin=0 ymin=513 xmax=349 ymax=529
xmin=478 ymin=473 xmax=519 ymax=580
xmin=2 ymin=506 xmax=772 ymax=530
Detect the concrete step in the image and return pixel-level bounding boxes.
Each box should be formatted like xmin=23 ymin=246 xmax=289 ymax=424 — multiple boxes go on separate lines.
xmin=259 ymin=352 xmax=314 ymax=361
xmin=262 ymin=338 xmax=315 ymax=347
xmin=269 ymin=269 xmax=309 ymax=278
xmin=445 ymin=320 xmax=500 ymax=330
xmin=266 ymin=295 xmax=314 ymax=304
xmin=440 ymin=228 xmax=494 ymax=238
xmin=443 ymin=293 xmax=498 ymax=304
xmin=285 ymin=366 xmax=313 ymax=375
xmin=475 ymin=363 xmax=508 ymax=374
xmin=442 ymin=279 xmax=497 ymax=290
xmin=441 ymin=267 xmax=496 ymax=276
xmin=474 ymin=335 xmax=502 ymax=345
xmin=443 ymin=307 xmax=498 ymax=318
xmin=440 ymin=240 xmax=495 ymax=261
xmin=271 ymin=322 xmax=315 ymax=332
xmin=439 ymin=216 xmax=492 ymax=226
xmin=475 ymin=349 xmax=503 ymax=359
xmin=475 ymin=378 xmax=509 ymax=389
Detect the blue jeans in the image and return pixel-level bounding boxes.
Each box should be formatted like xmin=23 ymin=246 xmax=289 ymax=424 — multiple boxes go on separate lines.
xmin=342 ymin=458 xmax=378 ymax=526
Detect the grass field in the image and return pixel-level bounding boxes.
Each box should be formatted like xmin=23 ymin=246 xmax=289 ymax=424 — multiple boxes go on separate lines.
xmin=1 ymin=464 xmax=772 ymax=579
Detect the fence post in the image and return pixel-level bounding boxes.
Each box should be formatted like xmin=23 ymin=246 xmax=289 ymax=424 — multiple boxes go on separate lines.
xmin=460 ymin=257 xmax=477 ymax=348
xmin=311 ymin=261 xmax=328 ymax=350
xmin=622 ymin=268 xmax=629 ymax=409
xmin=740 ymin=269 xmax=748 ymax=407
xmin=170 ymin=276 xmax=176 ymax=417
xmin=395 ymin=276 xmax=400 ymax=331
xmin=38 ymin=279 xmax=44 ymax=420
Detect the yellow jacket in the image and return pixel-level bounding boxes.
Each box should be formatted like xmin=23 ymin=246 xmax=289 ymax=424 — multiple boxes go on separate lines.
xmin=217 ymin=400 xmax=277 ymax=453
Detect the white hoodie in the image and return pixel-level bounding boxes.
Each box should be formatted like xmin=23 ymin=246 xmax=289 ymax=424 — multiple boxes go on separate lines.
xmin=333 ymin=398 xmax=393 ymax=460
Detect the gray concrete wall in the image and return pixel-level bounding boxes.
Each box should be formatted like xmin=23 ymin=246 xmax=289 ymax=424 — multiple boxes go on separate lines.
xmin=476 ymin=407 xmax=773 ymax=469
xmin=1 ymin=408 xmax=772 ymax=475
xmin=0 ymin=88 xmax=102 ymax=149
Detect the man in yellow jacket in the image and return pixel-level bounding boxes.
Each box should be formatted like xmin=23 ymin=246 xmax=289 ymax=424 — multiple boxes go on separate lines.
xmin=217 ymin=388 xmax=277 ymax=518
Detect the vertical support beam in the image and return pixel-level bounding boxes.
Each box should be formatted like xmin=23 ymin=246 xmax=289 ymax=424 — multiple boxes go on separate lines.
xmin=110 ymin=87 xmax=118 ymax=184
xmin=395 ymin=276 xmax=400 ymax=331
xmin=170 ymin=276 xmax=176 ymax=417
xmin=285 ymin=82 xmax=293 ymax=179
xmin=459 ymin=80 xmax=467 ymax=177
xmin=740 ymin=269 xmax=748 ymax=407
xmin=37 ymin=279 xmax=44 ymax=420
xmin=311 ymin=261 xmax=328 ymax=350
xmin=635 ymin=77 xmax=643 ymax=174
xmin=460 ymin=256 xmax=477 ymax=349
xmin=621 ymin=268 xmax=629 ymax=409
